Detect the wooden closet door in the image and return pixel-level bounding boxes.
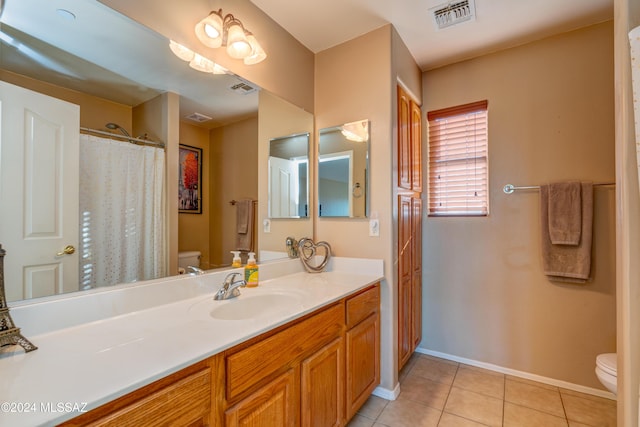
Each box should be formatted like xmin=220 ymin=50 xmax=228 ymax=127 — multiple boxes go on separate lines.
xmin=398 ymin=195 xmax=413 ymax=369
xmin=411 ymin=197 xmax=423 ymax=350
xmin=398 ymin=86 xmax=412 ymax=190
xmin=410 ymin=101 xmax=423 ymax=192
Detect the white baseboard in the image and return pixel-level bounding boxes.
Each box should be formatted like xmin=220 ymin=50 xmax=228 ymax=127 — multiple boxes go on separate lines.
xmin=415 ymin=347 xmax=616 ymax=401
xmin=372 ymin=383 xmax=400 ymax=401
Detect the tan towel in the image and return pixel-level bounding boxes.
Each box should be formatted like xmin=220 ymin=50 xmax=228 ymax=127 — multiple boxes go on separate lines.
xmin=235 ymin=199 xmax=254 ymax=252
xmin=540 ymin=182 xmax=593 ymax=283
xmin=548 ymin=181 xmax=582 ymax=245
xmin=236 ymin=200 xmax=249 ymax=234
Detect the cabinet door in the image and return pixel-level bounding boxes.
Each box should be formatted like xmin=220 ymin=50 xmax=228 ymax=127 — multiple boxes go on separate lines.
xmin=346 ymin=313 xmax=380 ymax=420
xmin=398 ymin=86 xmax=412 ymax=190
xmin=410 ymin=100 xmax=423 ymax=193
xmin=226 ymin=370 xmax=299 ymax=427
xmin=301 ymin=338 xmax=344 ymax=427
xmin=411 ymin=197 xmax=423 ymax=350
xmin=398 ymin=195 xmax=413 ymax=369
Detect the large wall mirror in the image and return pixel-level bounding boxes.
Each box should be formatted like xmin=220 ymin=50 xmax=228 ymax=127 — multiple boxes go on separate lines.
xmin=318 ymin=120 xmax=370 ymax=218
xmin=268 ymin=133 xmax=309 ymax=218
xmin=0 ymin=0 xmax=313 ymax=303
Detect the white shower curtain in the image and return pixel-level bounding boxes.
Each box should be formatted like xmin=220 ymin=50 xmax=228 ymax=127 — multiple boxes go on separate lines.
xmin=79 ymin=134 xmax=166 ymax=288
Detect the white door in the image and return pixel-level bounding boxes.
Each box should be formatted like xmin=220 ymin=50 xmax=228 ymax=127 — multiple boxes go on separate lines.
xmin=0 ymin=81 xmax=80 ymax=301
xmin=269 ymin=156 xmax=299 ymax=217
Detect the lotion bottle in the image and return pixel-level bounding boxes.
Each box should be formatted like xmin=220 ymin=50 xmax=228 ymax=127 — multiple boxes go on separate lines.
xmin=244 ymin=252 xmax=259 ymax=287
xmin=231 ymin=251 xmax=242 ymax=268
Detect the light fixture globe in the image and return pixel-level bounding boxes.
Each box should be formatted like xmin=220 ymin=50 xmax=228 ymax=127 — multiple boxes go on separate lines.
xmin=189 ymin=53 xmax=216 ymax=73
xmin=211 ymin=63 xmax=229 ymax=75
xmin=244 ymin=34 xmax=266 ymax=65
xmin=195 ymin=10 xmax=223 ymax=48
xmin=226 ymin=22 xmax=252 ymax=59
xmin=169 ymin=40 xmax=195 ymax=62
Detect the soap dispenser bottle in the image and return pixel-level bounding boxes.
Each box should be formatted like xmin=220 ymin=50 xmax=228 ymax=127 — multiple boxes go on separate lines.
xmin=231 ymin=251 xmax=242 ymax=268
xmin=244 ymin=252 xmax=259 ymax=287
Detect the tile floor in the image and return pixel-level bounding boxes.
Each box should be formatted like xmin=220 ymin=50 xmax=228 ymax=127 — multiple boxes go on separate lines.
xmin=348 ymin=353 xmax=617 ymax=427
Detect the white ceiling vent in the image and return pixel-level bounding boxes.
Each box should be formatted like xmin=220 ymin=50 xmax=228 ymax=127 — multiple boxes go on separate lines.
xmin=185 ymin=112 xmax=212 ymax=123
xmin=431 ymin=0 xmax=476 ymax=30
xmin=229 ymin=77 xmax=258 ymax=95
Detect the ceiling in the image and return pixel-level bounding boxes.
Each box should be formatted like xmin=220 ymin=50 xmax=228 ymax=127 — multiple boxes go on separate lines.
xmin=249 ymin=0 xmax=613 ymax=71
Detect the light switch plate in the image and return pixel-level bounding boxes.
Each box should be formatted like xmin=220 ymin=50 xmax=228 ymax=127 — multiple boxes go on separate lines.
xmin=263 ymin=218 xmax=271 ymax=233
xmin=369 ymin=219 xmax=380 ymax=237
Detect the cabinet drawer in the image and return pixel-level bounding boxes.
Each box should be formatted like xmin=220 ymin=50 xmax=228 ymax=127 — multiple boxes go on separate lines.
xmin=226 ymin=303 xmax=344 ymax=402
xmin=87 ymin=368 xmax=211 ymax=427
xmin=346 ymin=285 xmax=380 ymax=328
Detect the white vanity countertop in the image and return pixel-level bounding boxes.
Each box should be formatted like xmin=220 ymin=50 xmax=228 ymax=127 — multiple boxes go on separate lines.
xmin=0 ymin=257 xmax=383 ymax=426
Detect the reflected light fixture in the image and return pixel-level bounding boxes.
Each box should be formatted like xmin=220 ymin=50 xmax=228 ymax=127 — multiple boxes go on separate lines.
xmin=341 ymin=120 xmax=369 ymax=142
xmin=194 ymin=9 xmax=266 ymax=65
xmin=169 ymin=40 xmax=228 ymax=75
xmin=169 ymin=40 xmax=195 ymax=62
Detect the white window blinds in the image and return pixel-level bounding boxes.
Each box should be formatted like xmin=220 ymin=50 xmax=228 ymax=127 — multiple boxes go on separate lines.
xmin=427 ymin=100 xmax=488 ymax=216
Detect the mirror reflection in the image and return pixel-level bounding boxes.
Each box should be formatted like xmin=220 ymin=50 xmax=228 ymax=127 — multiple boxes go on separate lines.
xmin=268 ymin=133 xmax=309 ymax=218
xmin=0 ymin=0 xmax=313 ymax=303
xmin=318 ymin=120 xmax=370 ymax=218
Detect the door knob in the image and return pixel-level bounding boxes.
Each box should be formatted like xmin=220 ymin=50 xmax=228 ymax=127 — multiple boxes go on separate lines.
xmin=56 ymin=245 xmax=76 ymax=256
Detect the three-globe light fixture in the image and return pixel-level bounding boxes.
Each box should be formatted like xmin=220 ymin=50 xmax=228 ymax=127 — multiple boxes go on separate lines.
xmin=169 ymin=9 xmax=266 ymax=74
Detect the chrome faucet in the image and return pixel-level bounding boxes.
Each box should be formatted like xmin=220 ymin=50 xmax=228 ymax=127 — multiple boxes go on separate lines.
xmin=186 ymin=266 xmax=205 ymax=275
xmin=214 ymin=272 xmax=246 ymax=300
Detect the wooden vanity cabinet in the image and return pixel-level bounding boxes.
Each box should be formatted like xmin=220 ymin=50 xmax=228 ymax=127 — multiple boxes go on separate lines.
xmin=224 ymin=284 xmax=380 ymax=427
xmin=63 ymin=283 xmax=380 ymax=427
xmin=60 ymin=358 xmax=216 ymax=427
xmin=223 ymin=303 xmax=344 ymax=427
xmin=345 ymin=286 xmax=380 ymax=420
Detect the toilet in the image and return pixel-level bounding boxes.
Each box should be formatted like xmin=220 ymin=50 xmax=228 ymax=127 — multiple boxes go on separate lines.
xmin=595 ymin=353 xmax=617 ymax=394
xmin=178 ymin=251 xmax=201 ymax=273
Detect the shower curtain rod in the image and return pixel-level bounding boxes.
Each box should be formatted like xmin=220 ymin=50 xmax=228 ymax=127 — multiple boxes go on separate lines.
xmin=503 ymin=182 xmax=615 ymax=194
xmin=80 ymin=127 xmax=165 ymax=148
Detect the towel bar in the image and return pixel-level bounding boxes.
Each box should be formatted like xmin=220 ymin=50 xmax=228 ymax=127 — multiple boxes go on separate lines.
xmin=229 ymin=199 xmax=258 ymax=205
xmin=503 ymin=183 xmax=615 ymax=194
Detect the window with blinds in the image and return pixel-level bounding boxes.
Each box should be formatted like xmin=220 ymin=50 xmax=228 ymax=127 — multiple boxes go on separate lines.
xmin=427 ymin=100 xmax=488 ymax=216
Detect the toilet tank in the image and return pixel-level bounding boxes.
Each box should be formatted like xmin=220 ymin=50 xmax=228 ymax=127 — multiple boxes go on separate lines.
xmin=178 ymin=251 xmax=201 ymax=270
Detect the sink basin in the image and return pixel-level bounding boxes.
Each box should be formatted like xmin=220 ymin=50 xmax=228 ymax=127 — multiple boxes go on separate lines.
xmin=190 ymin=292 xmax=305 ymax=321
xmin=210 ymin=294 xmax=302 ymax=320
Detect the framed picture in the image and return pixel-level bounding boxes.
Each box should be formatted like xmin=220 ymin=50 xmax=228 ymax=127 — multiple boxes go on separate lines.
xmin=179 ymin=144 xmax=202 ymax=214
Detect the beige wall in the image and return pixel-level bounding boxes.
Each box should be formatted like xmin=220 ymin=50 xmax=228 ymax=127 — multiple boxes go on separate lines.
xmin=422 ymin=22 xmax=616 ymax=390
xmin=209 ymin=117 xmax=259 ymax=266
xmin=178 ymin=123 xmax=211 ymax=268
